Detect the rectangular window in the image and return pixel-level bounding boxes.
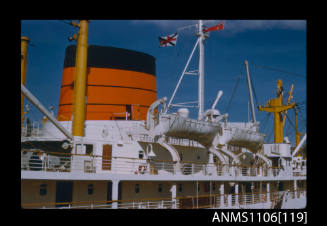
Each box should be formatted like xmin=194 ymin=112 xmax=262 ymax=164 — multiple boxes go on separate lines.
xmin=138 ymin=150 xmax=144 ymax=159
xmin=88 ymin=184 xmax=94 ymax=195
xmin=126 ymin=105 xmax=132 ymax=120
xmin=40 ymin=184 xmax=47 ymax=196
xmin=135 ymin=184 xmax=140 ymax=193
xmin=178 ymin=184 xmax=182 ymax=193
xmin=204 ymin=182 xmax=210 ymax=192
xmin=76 ymin=144 xmax=85 ymax=155
xmin=85 ymin=144 xmax=93 ymax=155
xmin=158 ymin=184 xmax=162 ymax=193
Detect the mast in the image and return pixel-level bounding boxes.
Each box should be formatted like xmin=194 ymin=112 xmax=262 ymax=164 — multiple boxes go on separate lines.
xmin=21 ymin=36 xmax=30 ymax=130
xmin=198 ymin=20 xmax=205 ymax=119
xmin=167 ymin=20 xmax=218 ymax=118
xmin=70 ymin=20 xmax=89 ymax=138
xmin=294 ymin=107 xmax=301 ymax=146
xmin=282 ymin=84 xmax=294 ymax=127
xmin=258 ymin=79 xmax=295 ymax=143
xmin=244 ymin=60 xmax=256 ymax=123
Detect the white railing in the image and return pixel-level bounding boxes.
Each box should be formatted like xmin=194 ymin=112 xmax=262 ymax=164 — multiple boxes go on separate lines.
xmin=22 ymin=121 xmax=42 ymax=137
xmin=21 ymin=150 xmax=306 ymax=178
xmin=132 ymin=134 xmax=204 ymax=148
xmin=284 ymin=190 xmax=306 ymax=200
xmin=117 ymin=199 xmax=179 ymax=209
xmin=23 ymin=190 xmax=305 ymax=209
xmin=31 ymin=200 xmax=179 ymax=209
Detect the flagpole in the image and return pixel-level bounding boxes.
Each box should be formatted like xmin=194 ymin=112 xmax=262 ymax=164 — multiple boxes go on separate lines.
xmin=165 ymin=20 xmax=224 ymax=115
xmin=198 ymin=20 xmax=205 ymax=120
xmin=166 ymin=38 xmax=200 ymax=111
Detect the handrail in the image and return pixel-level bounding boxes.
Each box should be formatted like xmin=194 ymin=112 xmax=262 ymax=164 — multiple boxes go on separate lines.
xmin=21 ymin=149 xmax=288 ymax=169
xmin=22 ymin=189 xmax=306 ymax=209
xmin=21 ymin=149 xmax=306 ymax=177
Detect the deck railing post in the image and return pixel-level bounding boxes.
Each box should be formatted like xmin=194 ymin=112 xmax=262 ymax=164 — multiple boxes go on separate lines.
xmin=111 ymin=179 xmax=119 ymax=209
xmin=220 ymin=183 xmax=224 ymax=207
xmin=267 ymin=182 xmax=270 ymax=203
xmin=228 ymin=194 xmax=232 ymax=207
xmin=235 ymin=183 xmax=239 ymax=206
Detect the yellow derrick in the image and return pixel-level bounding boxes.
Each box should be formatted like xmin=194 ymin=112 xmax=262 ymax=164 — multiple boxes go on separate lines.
xmin=21 ymin=36 xmax=30 ymax=130
xmin=258 ymin=79 xmax=295 ymax=143
xmin=71 ymin=20 xmax=89 ymax=137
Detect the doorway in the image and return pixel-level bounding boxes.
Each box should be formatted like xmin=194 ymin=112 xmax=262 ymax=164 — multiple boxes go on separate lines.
xmin=102 ymin=145 xmax=112 ymax=170
xmin=55 ymin=181 xmax=73 ymax=207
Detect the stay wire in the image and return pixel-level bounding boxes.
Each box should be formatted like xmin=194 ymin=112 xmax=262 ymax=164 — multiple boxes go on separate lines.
xmin=267 ymin=126 xmax=274 ymax=143
xmin=255 ymin=65 xmax=306 ymax=79
xmin=285 ymin=111 xmax=296 ymax=131
xmin=225 ymin=75 xmax=241 ymax=113
xmin=295 ymin=105 xmax=307 ymax=130
xmin=261 ymin=112 xmax=271 ymax=132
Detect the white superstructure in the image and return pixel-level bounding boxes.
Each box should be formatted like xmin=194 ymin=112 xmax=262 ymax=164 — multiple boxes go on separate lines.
xmin=21 ymin=20 xmax=306 ymax=209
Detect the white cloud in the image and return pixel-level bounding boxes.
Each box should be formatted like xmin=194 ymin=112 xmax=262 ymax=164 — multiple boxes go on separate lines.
xmin=225 ymin=20 xmax=306 ymax=33
xmin=131 ymin=20 xmax=306 ymax=33
xmin=131 ymin=20 xmax=198 ymax=31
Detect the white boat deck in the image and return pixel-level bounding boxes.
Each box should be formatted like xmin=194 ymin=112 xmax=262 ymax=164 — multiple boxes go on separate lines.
xmin=21 ymin=150 xmax=306 ymax=181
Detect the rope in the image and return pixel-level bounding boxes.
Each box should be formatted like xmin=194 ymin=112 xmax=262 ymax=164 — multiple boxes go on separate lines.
xmin=285 ymin=110 xmax=296 ymax=131
xmin=267 ymin=126 xmax=274 ymax=143
xmin=255 ymin=65 xmax=306 ymax=79
xmin=285 ymin=119 xmax=293 ymax=139
xmin=261 ymin=112 xmax=271 ymax=132
xmin=296 ymin=105 xmax=306 ymax=129
xmin=225 ymin=75 xmax=241 ymax=113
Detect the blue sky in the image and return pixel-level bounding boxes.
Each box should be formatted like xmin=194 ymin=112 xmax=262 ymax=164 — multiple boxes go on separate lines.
xmin=21 ymin=20 xmax=306 ymax=145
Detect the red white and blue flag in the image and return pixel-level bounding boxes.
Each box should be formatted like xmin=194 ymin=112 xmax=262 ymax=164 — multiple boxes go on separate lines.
xmin=159 ymin=33 xmax=179 ymax=47
xmin=203 ymin=22 xmax=224 ymax=33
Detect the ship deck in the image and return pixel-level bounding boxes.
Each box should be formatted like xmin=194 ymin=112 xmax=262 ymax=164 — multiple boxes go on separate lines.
xmin=21 ymin=150 xmax=306 ymax=182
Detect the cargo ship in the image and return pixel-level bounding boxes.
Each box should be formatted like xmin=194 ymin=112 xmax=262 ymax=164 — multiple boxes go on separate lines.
xmin=21 ymin=20 xmax=306 ymax=209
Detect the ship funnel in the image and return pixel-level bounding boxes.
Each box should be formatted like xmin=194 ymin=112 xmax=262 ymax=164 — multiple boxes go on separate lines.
xmin=211 ymin=90 xmax=223 ymax=109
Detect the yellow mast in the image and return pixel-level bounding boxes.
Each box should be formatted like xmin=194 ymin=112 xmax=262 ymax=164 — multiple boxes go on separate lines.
xmin=21 ymin=36 xmax=30 ymax=130
xmin=258 ymin=79 xmax=295 ymax=143
xmin=71 ymin=20 xmax=89 ymax=137
xmin=282 ymin=84 xmax=294 ymax=128
xmin=294 ymin=107 xmax=301 ymax=147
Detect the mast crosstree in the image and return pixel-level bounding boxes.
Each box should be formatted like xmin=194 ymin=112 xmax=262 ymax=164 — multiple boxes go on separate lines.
xmin=258 ymin=79 xmax=296 ymax=143
xmin=166 ymin=20 xmax=224 ymax=120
